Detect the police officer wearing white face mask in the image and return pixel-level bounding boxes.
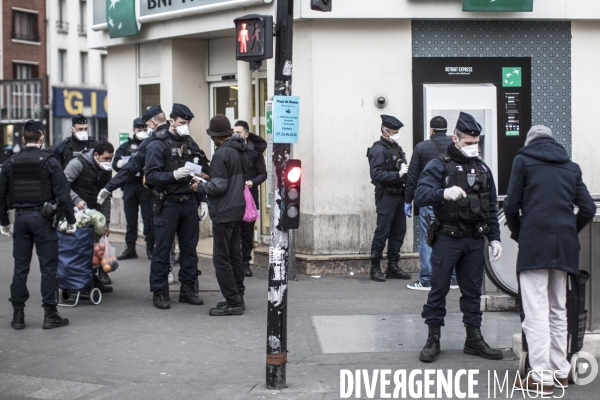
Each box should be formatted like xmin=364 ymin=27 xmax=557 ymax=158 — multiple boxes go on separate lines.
xmin=366 ymin=115 xmax=412 ymax=282
xmin=53 ymin=114 xmax=98 ymax=169
xmin=112 ymin=118 xmax=155 ymax=261
xmin=415 ymin=112 xmax=503 ymax=363
xmin=64 ymin=141 xmax=115 ymax=292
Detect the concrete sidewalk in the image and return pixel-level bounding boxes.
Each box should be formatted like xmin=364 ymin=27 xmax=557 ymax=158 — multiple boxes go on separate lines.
xmin=0 ymin=237 xmax=598 ymax=399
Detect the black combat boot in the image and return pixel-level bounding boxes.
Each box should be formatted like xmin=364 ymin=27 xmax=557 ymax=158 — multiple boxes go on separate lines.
xmin=463 ymin=325 xmax=504 ymax=360
xmin=419 ymin=323 xmax=442 ymax=362
xmin=217 ymin=297 xmax=245 ymax=311
xmin=93 ymin=273 xmax=113 ymax=292
xmin=162 ymin=283 xmax=170 ymax=301
xmin=97 ymin=266 xmax=112 ymax=285
xmin=243 ymin=261 xmax=253 ymax=277
xmin=146 ymin=242 xmax=155 ymax=260
xmin=370 ymin=260 xmax=386 ymax=282
xmin=153 ymin=287 xmax=170 ymax=309
xmin=117 ymin=241 xmax=138 ymax=260
xmin=386 ymin=259 xmax=412 ymax=280
xmin=11 ymin=303 xmax=25 ymax=330
xmin=179 ymin=283 xmax=204 ymax=305
xmin=42 ymin=305 xmax=69 ymax=329
xmin=210 ymin=296 xmax=244 ymax=316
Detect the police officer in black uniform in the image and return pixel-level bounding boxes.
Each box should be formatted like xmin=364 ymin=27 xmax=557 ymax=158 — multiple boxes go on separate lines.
xmin=53 ymin=114 xmax=97 ymax=169
xmin=0 ymin=120 xmax=76 ymax=330
xmin=415 ymin=112 xmax=503 ymax=362
xmin=366 ymin=115 xmax=412 ymax=282
xmin=144 ymin=104 xmax=210 ymax=309
xmin=112 ymin=118 xmax=154 ymax=260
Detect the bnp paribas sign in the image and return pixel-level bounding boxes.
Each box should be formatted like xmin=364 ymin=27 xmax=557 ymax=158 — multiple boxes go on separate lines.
xmin=463 ymin=0 xmax=533 ymax=12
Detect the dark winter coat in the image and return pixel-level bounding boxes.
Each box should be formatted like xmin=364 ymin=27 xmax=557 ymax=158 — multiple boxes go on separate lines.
xmin=197 ymin=135 xmax=248 ymax=224
xmin=503 ymin=137 xmax=596 ymax=274
xmin=245 ymin=133 xmax=267 ymax=206
xmin=405 ymin=132 xmax=452 ymax=204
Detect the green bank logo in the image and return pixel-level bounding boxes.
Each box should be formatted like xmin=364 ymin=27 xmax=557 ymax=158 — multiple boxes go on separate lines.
xmin=107 ymin=0 xmax=139 ymax=39
xmin=502 ymin=67 xmax=521 ymax=87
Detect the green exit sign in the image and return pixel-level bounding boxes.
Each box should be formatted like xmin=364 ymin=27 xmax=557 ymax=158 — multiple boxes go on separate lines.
xmin=463 ymin=0 xmax=533 ymax=12
xmin=502 ymin=67 xmax=522 ymax=87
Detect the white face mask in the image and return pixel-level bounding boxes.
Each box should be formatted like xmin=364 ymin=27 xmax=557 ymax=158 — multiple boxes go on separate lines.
xmin=99 ymin=161 xmax=112 ymax=171
xmin=175 ymin=124 xmax=189 ymax=136
xmin=74 ymin=131 xmax=89 ymax=141
xmin=136 ymin=131 xmax=149 ymax=140
xmin=146 ymin=127 xmax=154 ymax=136
xmin=389 ymin=133 xmax=401 ymax=144
xmin=459 ymin=143 xmax=479 ymax=158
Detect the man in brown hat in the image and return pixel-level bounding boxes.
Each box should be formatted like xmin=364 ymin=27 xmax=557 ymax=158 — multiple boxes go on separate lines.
xmin=192 ymin=114 xmax=248 ymax=316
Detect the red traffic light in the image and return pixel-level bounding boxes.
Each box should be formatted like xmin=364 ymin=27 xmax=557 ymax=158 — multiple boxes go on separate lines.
xmin=287 ymin=167 xmax=301 ymax=183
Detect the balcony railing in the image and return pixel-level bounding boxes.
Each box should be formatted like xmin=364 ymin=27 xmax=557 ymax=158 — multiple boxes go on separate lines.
xmin=78 ymin=24 xmax=87 ymax=36
xmin=0 ymin=79 xmax=44 ymax=123
xmin=11 ymin=31 xmax=41 ymax=43
xmin=56 ymin=20 xmax=69 ymax=33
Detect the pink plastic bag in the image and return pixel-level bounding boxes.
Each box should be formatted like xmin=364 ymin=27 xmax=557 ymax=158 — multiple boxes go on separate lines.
xmin=243 ymin=186 xmax=259 ymax=222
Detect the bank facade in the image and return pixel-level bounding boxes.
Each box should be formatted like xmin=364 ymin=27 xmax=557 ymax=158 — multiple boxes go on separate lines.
xmin=88 ymin=1 xmax=600 ymax=272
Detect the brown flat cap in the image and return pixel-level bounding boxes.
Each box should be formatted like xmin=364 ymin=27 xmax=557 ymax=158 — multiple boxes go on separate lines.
xmin=206 ymin=114 xmax=233 ymax=137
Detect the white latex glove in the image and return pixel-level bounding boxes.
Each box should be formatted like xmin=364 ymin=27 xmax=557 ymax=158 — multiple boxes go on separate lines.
xmin=443 ymin=186 xmax=467 ymax=201
xmin=97 ymin=188 xmax=111 ymax=205
xmin=1 ymin=224 xmax=13 ymax=238
xmin=66 ymin=224 xmax=77 ymax=234
xmin=398 ymin=164 xmax=409 ymax=178
xmin=173 ymin=167 xmax=191 ymax=180
xmin=490 ymin=240 xmax=502 ymax=262
xmin=199 ymin=202 xmax=209 ymax=221
xmin=117 ymin=159 xmax=126 ymax=168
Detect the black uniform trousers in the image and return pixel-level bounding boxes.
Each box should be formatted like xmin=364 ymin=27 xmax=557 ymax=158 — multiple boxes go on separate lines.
xmin=370 ymin=193 xmax=407 ymax=262
xmin=422 ymin=234 xmax=484 ymax=327
xmin=240 ymin=188 xmax=259 ymax=263
xmin=213 ymin=221 xmax=245 ymax=304
xmin=10 ymin=208 xmax=59 ymax=306
xmin=123 ymin=182 xmax=154 ymax=244
xmin=149 ymin=198 xmax=198 ymax=292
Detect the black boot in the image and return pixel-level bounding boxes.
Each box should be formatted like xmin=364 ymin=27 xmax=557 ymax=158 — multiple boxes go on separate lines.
xmin=162 ymin=283 xmax=170 ymax=301
xmin=179 ymin=283 xmax=204 ymax=305
xmin=146 ymin=242 xmax=155 ymax=260
xmin=117 ymin=242 xmax=138 ymax=260
xmin=42 ymin=305 xmax=69 ymax=329
xmin=97 ymin=267 xmax=112 ymax=285
xmin=11 ymin=303 xmax=25 ymax=330
xmin=153 ymin=287 xmax=170 ymax=309
xmin=370 ymin=260 xmax=386 ymax=282
xmin=93 ymin=273 xmax=113 ymax=293
xmin=243 ymin=261 xmax=253 ymax=277
xmin=386 ymin=259 xmax=412 ymax=280
xmin=217 ymin=297 xmax=245 ymax=311
xmin=210 ymin=296 xmax=244 ymax=316
xmin=463 ymin=325 xmax=504 ymax=360
xmin=419 ymin=324 xmax=441 ymax=362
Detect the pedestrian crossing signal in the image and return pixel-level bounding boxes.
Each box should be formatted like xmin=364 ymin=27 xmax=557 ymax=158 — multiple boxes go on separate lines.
xmin=234 ymin=14 xmax=273 ymax=62
xmin=280 ymin=159 xmax=302 ymax=230
xmin=311 ymin=0 xmax=332 ymax=12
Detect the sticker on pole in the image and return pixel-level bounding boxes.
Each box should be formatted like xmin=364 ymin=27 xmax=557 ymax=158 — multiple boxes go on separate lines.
xmin=273 ymin=96 xmax=300 ymax=144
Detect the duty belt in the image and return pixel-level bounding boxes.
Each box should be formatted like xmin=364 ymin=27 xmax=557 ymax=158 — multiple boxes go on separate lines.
xmin=440 ymin=224 xmax=477 ymax=238
xmin=384 ymin=188 xmax=404 ymax=195
xmin=16 ymin=206 xmax=42 ymax=213
xmin=166 ymin=194 xmax=191 ymax=203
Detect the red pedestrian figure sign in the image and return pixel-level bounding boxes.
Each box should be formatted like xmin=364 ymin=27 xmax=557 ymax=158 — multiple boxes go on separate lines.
xmin=238 ymin=23 xmax=249 ymax=53
xmin=234 ymin=14 xmax=273 ymax=62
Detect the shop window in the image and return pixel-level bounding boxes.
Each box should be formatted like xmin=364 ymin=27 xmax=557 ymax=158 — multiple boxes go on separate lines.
xmin=12 ymin=10 xmax=40 ymax=42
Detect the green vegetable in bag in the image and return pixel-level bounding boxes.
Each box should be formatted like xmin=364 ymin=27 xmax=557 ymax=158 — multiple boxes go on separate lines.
xmin=87 ymin=210 xmax=106 ymax=236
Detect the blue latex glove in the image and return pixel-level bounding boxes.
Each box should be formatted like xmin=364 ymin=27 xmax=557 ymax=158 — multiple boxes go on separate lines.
xmin=404 ymin=203 xmax=413 ymax=218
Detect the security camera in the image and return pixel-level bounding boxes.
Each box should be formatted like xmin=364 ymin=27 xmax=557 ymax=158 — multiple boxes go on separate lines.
xmin=374 ymin=95 xmax=387 ymax=108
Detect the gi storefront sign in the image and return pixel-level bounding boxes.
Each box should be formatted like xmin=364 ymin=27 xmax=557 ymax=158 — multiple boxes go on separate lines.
xmin=463 ymin=0 xmax=533 ymax=12
xmin=273 ymin=96 xmax=300 ymax=144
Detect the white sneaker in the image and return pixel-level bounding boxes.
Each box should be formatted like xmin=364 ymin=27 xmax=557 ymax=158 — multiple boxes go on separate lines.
xmin=168 ymin=272 xmax=174 ymax=285
xmin=407 ymin=281 xmax=431 ymax=291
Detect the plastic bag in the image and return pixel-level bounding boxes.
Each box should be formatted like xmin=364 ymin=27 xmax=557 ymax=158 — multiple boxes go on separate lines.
xmin=243 ymin=186 xmax=259 ymax=223
xmin=99 ymin=236 xmax=119 ymax=273
xmin=92 ymin=241 xmax=105 ymax=267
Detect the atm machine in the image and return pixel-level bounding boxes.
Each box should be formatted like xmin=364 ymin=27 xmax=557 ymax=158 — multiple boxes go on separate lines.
xmin=422 ymin=83 xmax=498 ymax=184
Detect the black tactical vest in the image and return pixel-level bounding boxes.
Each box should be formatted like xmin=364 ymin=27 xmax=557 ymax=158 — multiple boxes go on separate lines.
xmin=70 ymin=154 xmax=112 ymax=210
xmin=433 ymin=154 xmax=490 ymax=223
xmin=368 ymin=139 xmax=407 ymax=189
xmin=8 ymin=150 xmax=54 ymax=205
xmin=126 ymin=139 xmax=141 ymax=157
xmin=63 ymin=136 xmax=95 ymax=169
xmin=156 ymin=132 xmax=209 ymax=176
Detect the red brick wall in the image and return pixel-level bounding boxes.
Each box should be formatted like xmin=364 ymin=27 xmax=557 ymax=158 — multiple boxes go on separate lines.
xmin=2 ymin=0 xmax=47 ymax=104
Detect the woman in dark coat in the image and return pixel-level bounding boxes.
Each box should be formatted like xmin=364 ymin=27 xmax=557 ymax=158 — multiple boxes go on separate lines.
xmin=504 ymin=125 xmax=596 ymax=394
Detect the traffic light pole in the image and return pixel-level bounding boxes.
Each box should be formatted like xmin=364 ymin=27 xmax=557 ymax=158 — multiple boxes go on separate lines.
xmin=266 ymin=0 xmax=294 ymax=390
